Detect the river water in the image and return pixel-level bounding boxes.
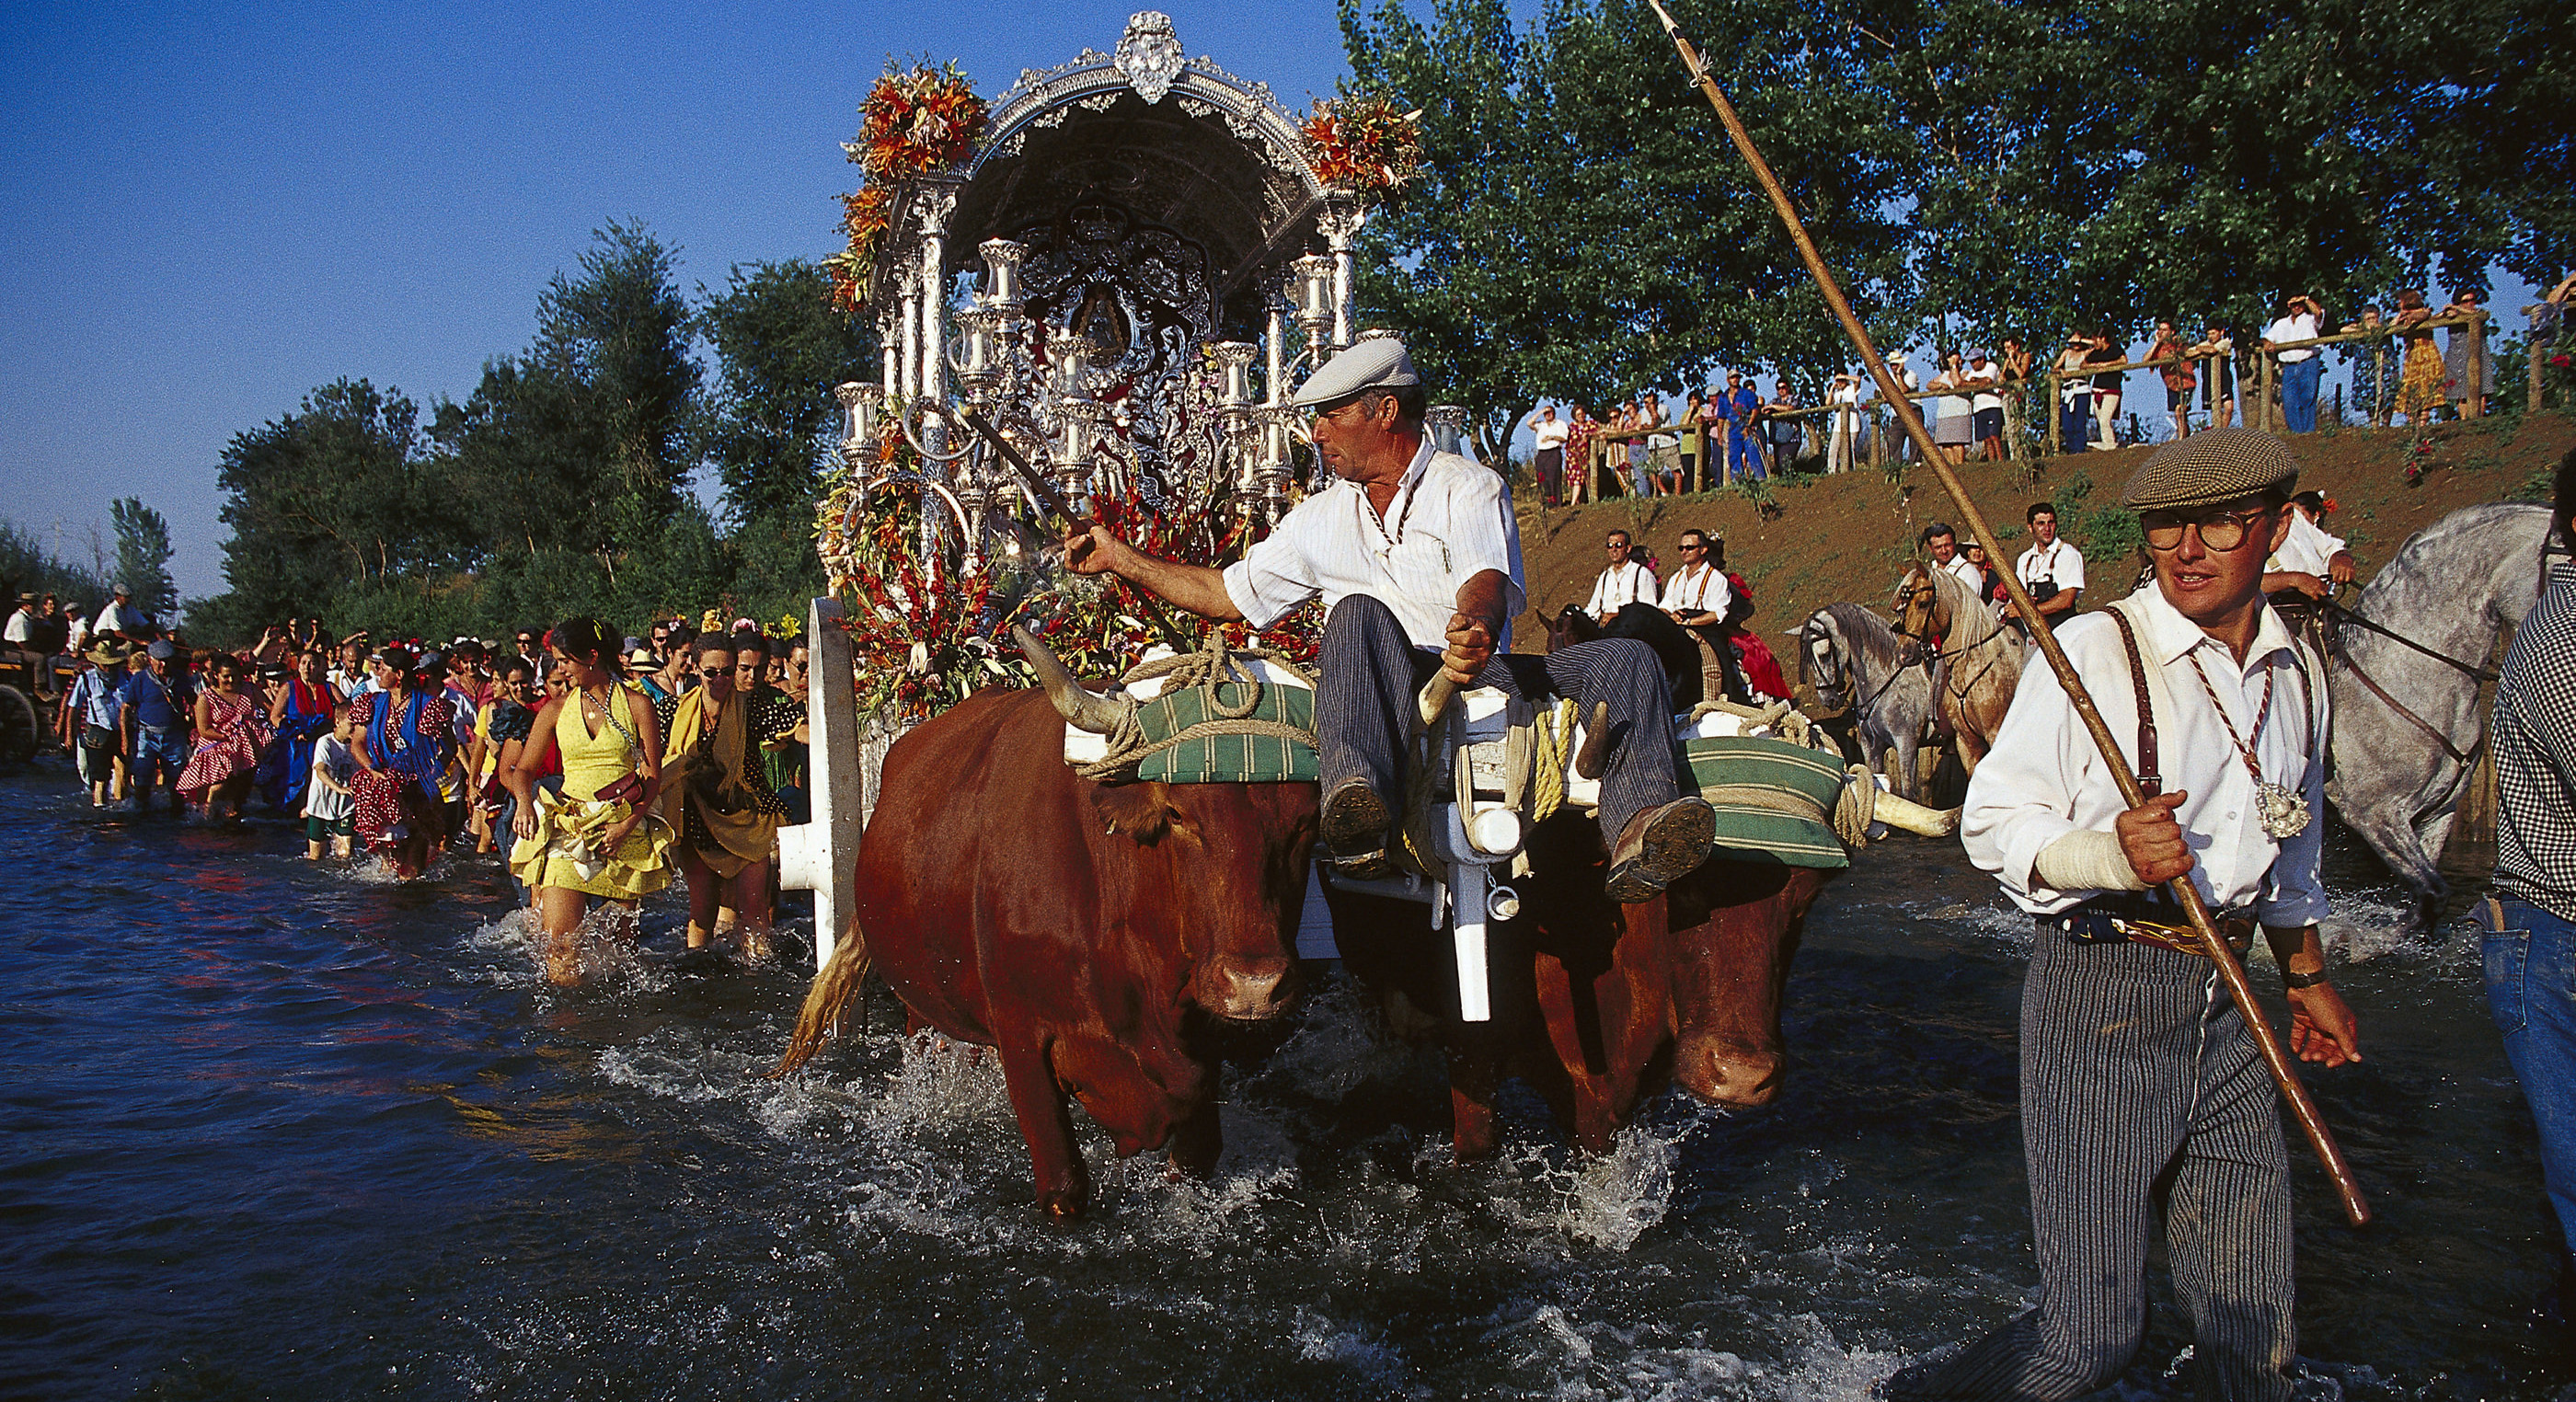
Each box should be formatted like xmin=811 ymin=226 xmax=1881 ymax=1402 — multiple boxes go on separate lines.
xmin=2 ymin=759 xmax=2564 ymax=1401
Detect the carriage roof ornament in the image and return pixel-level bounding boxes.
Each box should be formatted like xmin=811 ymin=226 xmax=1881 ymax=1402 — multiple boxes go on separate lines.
xmin=1112 ymin=12 xmax=1185 ymax=104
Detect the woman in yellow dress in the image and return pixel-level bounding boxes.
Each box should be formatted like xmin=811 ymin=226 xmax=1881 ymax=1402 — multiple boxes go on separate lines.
xmin=2392 ymin=287 xmax=2447 ymax=425
xmin=504 ymin=617 xmax=673 ymax=984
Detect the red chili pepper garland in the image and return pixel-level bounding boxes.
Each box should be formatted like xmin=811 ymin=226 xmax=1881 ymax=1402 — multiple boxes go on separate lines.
xmin=828 ymin=62 xmax=988 ymax=313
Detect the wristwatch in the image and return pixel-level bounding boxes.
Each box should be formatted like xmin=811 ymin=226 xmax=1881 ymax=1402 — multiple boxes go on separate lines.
xmin=2283 ymin=965 xmax=2331 ymax=989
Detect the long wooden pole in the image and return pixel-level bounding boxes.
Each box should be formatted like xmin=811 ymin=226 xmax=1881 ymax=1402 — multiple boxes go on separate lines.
xmin=1642 ymin=0 xmax=2369 ymax=1226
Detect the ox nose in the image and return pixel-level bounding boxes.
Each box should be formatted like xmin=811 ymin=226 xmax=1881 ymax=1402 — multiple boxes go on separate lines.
xmin=1673 ymin=1032 xmax=1784 ymax=1109
xmin=1206 ymin=959 xmax=1297 ymax=1021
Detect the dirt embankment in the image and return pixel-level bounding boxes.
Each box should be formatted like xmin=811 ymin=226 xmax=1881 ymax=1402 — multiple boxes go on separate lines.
xmin=1510 ymin=413 xmax=2573 ymax=652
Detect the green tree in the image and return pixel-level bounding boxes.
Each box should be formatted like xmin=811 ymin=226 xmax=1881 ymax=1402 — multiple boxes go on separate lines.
xmin=201 ymin=379 xmax=435 ymax=636
xmin=697 ymin=259 xmax=877 ymax=531
xmin=109 ymin=498 xmax=176 ymax=618
xmin=1338 ymin=0 xmax=1915 ymax=452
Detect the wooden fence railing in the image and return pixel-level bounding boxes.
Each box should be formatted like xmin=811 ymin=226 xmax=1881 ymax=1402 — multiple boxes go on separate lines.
xmin=1564 ymin=305 xmax=2556 ymax=500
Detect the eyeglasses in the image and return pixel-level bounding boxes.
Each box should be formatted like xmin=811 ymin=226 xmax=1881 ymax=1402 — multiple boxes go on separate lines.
xmin=2141 ymin=507 xmax=2272 ymax=553
xmin=700 ymin=668 xmax=730 ymax=680
xmin=1679 ymin=543 xmax=1706 ymax=551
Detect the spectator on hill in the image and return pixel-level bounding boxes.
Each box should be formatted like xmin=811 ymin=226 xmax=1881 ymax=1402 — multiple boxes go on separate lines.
xmin=1964 ymin=348 xmax=2007 ymax=460
xmin=1527 ymin=404 xmax=1570 ymax=507
xmin=1677 ymin=394 xmax=1704 ymax=489
xmin=2444 ymin=288 xmax=2496 ymax=418
xmin=2054 ymin=336 xmax=2095 ymax=451
xmin=2149 ymin=318 xmax=2194 ymax=441
xmin=1884 ymin=350 xmax=1920 ymax=464
xmin=1827 ymin=372 xmax=1864 ymax=475
xmin=2343 ymin=305 xmax=2398 ymax=426
xmin=1719 ymin=372 xmax=1765 ymax=483
xmin=1998 ymin=337 xmax=2032 ymax=384
xmin=2084 ymin=331 xmax=2128 ymax=449
xmin=1762 ymin=385 xmax=1802 ymax=477
xmin=1584 ymin=530 xmax=1659 ymax=621
xmin=1645 ymin=394 xmax=1681 ymax=495
xmin=2394 ymin=288 xmax=2447 ymax=425
xmin=2261 ymin=293 xmax=2327 ymax=433
xmin=1931 ymin=350 xmax=1973 ymax=465
xmin=2191 ymin=324 xmax=2237 ymax=429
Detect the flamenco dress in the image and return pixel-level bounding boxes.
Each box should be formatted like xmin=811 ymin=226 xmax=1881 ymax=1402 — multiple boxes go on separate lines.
xmin=351 ymin=690 xmax=456 ymax=849
xmin=178 ymin=690 xmax=272 ymax=804
xmin=508 ymin=687 xmax=673 ymax=900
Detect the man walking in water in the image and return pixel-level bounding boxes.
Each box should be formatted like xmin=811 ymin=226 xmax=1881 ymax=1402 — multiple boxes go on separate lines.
xmin=1882 ymin=429 xmax=2361 ymax=1402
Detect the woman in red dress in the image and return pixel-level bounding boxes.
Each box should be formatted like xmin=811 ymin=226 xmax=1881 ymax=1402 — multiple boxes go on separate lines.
xmin=178 ymin=653 xmax=273 ymax=821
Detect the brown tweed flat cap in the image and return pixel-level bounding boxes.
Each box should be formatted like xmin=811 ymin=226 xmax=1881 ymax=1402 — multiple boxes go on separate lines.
xmin=2118 ymin=428 xmax=2298 ymax=511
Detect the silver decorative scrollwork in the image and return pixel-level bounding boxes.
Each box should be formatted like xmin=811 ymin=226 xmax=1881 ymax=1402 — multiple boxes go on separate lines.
xmin=1113 ymin=11 xmax=1185 ymax=104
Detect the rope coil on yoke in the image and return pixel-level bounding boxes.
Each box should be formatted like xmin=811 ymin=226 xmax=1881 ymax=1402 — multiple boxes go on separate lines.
xmin=1072 ymin=631 xmax=1320 ymax=783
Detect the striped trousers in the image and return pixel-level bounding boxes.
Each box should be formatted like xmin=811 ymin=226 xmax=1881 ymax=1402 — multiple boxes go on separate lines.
xmin=1315 ymin=594 xmax=1681 ymax=842
xmin=1887 ymin=930 xmax=2295 ymax=1402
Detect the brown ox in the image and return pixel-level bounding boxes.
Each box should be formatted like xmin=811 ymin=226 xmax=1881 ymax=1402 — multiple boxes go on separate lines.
xmin=1326 ymin=811 xmax=1832 ymax=1158
xmin=776 ymin=684 xmax=1318 ymax=1220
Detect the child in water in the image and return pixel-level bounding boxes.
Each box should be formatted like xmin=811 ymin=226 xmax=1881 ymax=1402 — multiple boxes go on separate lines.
xmin=305 ymin=726 xmax=357 ymax=860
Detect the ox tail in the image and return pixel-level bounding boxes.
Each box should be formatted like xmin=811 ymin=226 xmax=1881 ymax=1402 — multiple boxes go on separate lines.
xmin=768 ymin=920 xmax=874 ymax=1079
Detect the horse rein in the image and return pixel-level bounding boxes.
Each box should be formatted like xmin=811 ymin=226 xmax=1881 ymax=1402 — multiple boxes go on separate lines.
xmin=2315 ymin=531 xmax=2568 ymax=766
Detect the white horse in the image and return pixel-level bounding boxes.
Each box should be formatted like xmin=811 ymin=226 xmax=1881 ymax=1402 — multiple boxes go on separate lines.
xmin=1795 ymin=603 xmax=1934 ymax=800
xmin=2323 ymin=501 xmax=2559 ymax=930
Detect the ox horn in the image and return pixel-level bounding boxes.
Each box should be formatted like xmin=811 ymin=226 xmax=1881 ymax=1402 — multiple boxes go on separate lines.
xmin=1873 ymin=788 xmax=1961 ymax=838
xmin=1573 ymin=701 xmax=1612 ymax=781
xmin=1012 ymin=623 xmax=1133 ymax=735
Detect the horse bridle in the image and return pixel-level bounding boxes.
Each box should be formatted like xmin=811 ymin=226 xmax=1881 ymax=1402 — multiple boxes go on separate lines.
xmin=2316 ymin=531 xmax=2570 ymax=765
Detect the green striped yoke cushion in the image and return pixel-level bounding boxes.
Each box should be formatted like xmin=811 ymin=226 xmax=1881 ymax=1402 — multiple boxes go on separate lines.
xmin=1681 ymin=735 xmax=1851 ymax=870
xmin=1132 ymin=681 xmax=1319 ymax=785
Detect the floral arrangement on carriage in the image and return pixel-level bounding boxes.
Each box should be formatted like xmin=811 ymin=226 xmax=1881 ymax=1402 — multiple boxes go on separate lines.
xmin=1299 ymin=95 xmax=1424 ymax=197
xmin=826 ymin=60 xmax=989 ymax=314
xmin=813 ymin=402 xmax=1320 ymax=721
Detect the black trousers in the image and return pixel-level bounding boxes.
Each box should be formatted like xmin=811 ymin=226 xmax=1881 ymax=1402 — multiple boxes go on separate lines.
xmin=1315 ymin=595 xmax=1682 ymax=841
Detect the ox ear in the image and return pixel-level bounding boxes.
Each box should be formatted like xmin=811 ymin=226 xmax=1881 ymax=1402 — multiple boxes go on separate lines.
xmin=1092 ymin=780 xmax=1179 ymax=844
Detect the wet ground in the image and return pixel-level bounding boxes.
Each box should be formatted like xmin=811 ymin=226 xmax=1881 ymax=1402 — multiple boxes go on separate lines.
xmin=2 ymin=761 xmax=2566 ymax=1400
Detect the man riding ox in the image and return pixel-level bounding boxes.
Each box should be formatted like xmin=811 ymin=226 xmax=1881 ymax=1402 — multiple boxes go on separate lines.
xmin=1065 ymin=337 xmax=1718 ymax=903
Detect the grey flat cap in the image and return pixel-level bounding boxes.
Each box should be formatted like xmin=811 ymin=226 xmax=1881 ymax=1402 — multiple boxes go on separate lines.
xmin=2118 ymin=427 xmax=2298 ymax=512
xmin=1291 ymin=336 xmax=1421 ymax=408
xmin=146 ymin=639 xmax=176 ymax=660
xmin=110 ymin=582 xmax=131 ymax=595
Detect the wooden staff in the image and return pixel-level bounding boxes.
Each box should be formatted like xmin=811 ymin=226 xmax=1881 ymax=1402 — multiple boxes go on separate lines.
xmin=960 ymin=408 xmax=1198 ymax=657
xmin=1642 ymin=0 xmax=2369 ymax=1226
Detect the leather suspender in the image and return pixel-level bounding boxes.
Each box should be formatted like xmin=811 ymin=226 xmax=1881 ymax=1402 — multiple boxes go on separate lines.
xmin=2106 ymin=607 xmax=2161 ymax=797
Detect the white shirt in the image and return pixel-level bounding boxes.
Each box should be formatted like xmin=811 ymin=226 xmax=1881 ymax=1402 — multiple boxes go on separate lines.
xmin=1225 ymin=439 xmax=1525 ymax=651
xmin=2262 ymin=312 xmax=2321 ymax=362
xmin=306 ymin=733 xmax=357 ymax=822
xmin=1964 ymin=360 xmax=2004 ymax=412
xmin=1586 ymin=559 xmax=1659 ymax=616
xmin=65 ymin=615 xmax=89 ymax=651
xmin=1963 ymin=584 xmax=2328 ymax=924
xmin=2016 ymin=538 xmax=2087 ymax=593
xmin=1531 ymin=417 xmax=1570 ymax=451
xmin=2 ymin=609 xmax=30 ymax=644
xmin=2268 ymin=511 xmax=2346 ymax=577
xmin=1937 ymin=554 xmax=1984 ymax=592
xmin=95 ymin=600 xmax=148 ymax=636
xmin=1660 ymin=563 xmax=1732 ymax=619
xmin=1830 ymin=380 xmax=1862 ymax=408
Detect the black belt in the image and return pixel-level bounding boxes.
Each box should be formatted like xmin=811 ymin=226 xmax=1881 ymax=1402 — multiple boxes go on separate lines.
xmin=2041 ymin=893 xmax=2255 ymax=960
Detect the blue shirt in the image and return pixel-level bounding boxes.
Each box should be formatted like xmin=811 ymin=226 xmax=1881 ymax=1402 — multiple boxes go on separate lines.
xmin=71 ymin=668 xmax=125 ymax=730
xmin=119 ymin=669 xmax=190 ymax=730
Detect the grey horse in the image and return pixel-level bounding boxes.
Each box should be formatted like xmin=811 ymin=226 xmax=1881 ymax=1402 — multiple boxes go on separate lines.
xmin=1795 ymin=603 xmax=1934 ymax=801
xmin=2323 ymin=501 xmax=2555 ymax=930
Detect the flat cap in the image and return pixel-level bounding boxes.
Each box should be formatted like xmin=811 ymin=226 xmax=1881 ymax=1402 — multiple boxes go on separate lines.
xmin=1291 ymin=336 xmax=1421 ymax=408
xmin=145 ymin=639 xmax=176 ymax=661
xmin=2118 ymin=428 xmax=2298 ymax=512
xmin=110 ymin=581 xmax=131 ymax=594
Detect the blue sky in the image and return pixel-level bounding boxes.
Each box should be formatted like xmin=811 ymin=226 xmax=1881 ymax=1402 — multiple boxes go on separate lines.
xmin=0 ymin=2 xmax=1356 ymax=600
xmin=2 ymin=3 xmax=2545 ymax=604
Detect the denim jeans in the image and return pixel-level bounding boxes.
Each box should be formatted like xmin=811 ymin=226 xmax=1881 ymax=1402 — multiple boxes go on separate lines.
xmin=2280 ymin=356 xmax=2321 ymax=432
xmin=2488 ymin=895 xmax=2576 ymax=1262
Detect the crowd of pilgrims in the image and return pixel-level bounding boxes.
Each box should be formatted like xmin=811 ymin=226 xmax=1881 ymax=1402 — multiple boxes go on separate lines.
xmin=46 ymin=613 xmax=812 ymax=983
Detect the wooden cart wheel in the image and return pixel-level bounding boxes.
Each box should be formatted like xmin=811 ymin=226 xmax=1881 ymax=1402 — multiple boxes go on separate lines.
xmin=0 ymin=684 xmax=38 ymax=764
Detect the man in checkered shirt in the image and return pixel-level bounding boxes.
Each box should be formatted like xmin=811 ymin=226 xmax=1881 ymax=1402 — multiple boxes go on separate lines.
xmin=2488 ymin=445 xmax=2576 ymax=1296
